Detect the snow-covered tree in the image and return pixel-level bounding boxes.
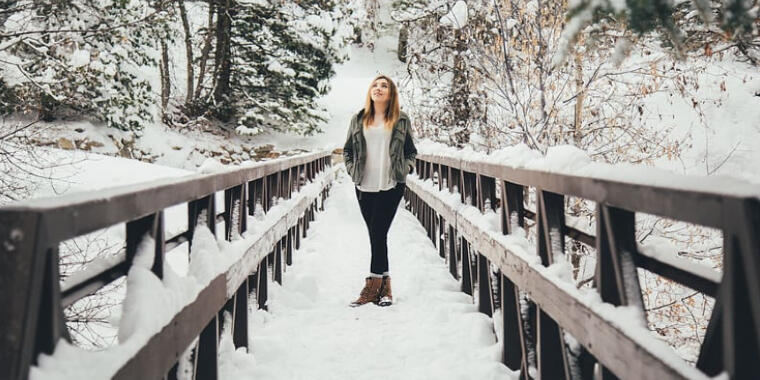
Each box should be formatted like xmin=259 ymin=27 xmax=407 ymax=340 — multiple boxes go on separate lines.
xmin=193 ymin=0 xmax=356 ymax=136
xmin=0 ymin=0 xmax=174 ymax=132
xmin=392 ymin=0 xmax=496 ymax=147
xmin=561 ymin=0 xmax=759 ymax=63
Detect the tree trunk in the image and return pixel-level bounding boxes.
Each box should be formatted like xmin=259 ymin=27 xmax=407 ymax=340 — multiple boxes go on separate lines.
xmin=194 ymin=1 xmax=216 ymax=103
xmin=177 ymin=0 xmax=194 ymax=106
xmin=212 ymin=0 xmax=234 ymax=121
xmin=160 ymin=39 xmax=171 ymax=114
xmin=450 ymin=27 xmax=470 ymax=147
xmin=573 ymin=51 xmax=585 ymax=145
xmin=397 ymin=26 xmax=408 ymax=62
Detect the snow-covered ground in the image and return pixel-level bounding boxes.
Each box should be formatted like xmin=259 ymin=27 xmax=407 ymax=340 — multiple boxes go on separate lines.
xmin=219 ymin=170 xmax=515 ymax=380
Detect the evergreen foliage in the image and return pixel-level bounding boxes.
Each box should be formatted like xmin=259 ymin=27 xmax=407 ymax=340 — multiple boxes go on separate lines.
xmin=229 ymin=0 xmax=354 ymax=136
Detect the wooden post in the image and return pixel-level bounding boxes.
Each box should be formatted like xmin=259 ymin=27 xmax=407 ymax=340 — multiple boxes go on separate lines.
xmin=195 ymin=315 xmax=218 ymax=380
xmin=477 ymin=253 xmax=493 ymax=317
xmin=286 ymin=227 xmax=294 ymax=266
xmin=127 ymin=211 xmax=165 ymax=277
xmin=501 ymin=274 xmax=528 ymax=375
xmin=439 ymin=215 xmax=445 ymax=258
xmin=233 ymin=280 xmax=248 ymax=349
xmin=461 ymin=238 xmax=473 ymax=296
xmin=296 ymin=220 xmax=302 ymax=249
xmin=188 ymin=194 xmax=219 ymax=380
xmin=274 ymin=244 xmax=282 ymax=284
xmin=448 ymin=224 xmax=458 ymax=280
xmin=224 ymin=185 xmax=245 ymax=240
xmin=257 ymin=260 xmax=268 ymax=311
xmin=535 ymin=190 xmax=573 ymax=379
xmin=499 ymin=180 xmax=528 ymax=374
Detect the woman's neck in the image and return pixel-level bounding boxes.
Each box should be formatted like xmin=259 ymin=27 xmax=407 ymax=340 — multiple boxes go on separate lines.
xmin=373 ymin=102 xmax=388 ymax=119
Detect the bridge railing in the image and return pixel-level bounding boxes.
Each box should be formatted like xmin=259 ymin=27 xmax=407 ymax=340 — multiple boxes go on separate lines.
xmin=0 ymin=151 xmax=334 ymax=380
xmin=406 ymin=149 xmax=760 ymax=379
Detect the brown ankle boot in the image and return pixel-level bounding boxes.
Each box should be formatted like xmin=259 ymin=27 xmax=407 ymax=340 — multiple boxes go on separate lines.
xmin=378 ymin=276 xmax=393 ymax=306
xmin=350 ymin=277 xmax=383 ymax=307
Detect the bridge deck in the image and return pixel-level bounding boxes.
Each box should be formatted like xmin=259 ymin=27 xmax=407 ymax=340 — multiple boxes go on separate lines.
xmin=220 ymin=171 xmax=514 ymax=379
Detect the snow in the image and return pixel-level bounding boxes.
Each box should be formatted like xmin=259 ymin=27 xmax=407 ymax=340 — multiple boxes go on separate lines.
xmin=525 ymin=0 xmax=538 ymax=17
xmin=70 ymin=49 xmax=91 ymax=68
xmin=0 ymin=146 xmax=191 ymax=204
xmin=267 ymin=60 xmax=296 ymax=77
xmin=221 ymin=169 xmax=516 ymax=379
xmin=439 ymin=1 xmax=469 ymax=30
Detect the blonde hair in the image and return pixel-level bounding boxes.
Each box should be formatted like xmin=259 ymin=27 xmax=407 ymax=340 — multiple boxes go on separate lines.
xmin=362 ymin=75 xmax=400 ymax=129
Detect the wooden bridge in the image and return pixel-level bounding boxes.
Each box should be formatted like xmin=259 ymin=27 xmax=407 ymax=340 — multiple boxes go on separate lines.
xmin=1 ymin=147 xmax=759 ymax=379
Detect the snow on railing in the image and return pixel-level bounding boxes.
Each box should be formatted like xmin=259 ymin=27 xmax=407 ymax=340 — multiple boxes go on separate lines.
xmin=0 ymin=152 xmax=335 ymax=380
xmin=406 ymin=142 xmax=760 ymax=380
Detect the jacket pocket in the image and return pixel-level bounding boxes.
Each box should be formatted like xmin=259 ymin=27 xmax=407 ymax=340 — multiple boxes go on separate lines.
xmin=391 ymin=131 xmax=405 ymax=155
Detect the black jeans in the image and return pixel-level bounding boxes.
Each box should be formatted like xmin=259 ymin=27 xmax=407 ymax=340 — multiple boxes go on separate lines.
xmin=355 ymin=182 xmax=406 ymax=275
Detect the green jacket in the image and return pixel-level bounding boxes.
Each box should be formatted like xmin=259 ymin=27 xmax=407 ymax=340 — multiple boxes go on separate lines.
xmin=343 ymin=109 xmax=417 ymax=185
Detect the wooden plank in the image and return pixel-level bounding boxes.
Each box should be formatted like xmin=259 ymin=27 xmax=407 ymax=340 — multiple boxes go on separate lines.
xmin=634 ymin=250 xmax=720 ymax=296
xmin=416 ymin=153 xmax=759 ymax=230
xmin=1 ymin=152 xmax=332 ymax=244
xmin=61 ymin=260 xmax=128 ymax=308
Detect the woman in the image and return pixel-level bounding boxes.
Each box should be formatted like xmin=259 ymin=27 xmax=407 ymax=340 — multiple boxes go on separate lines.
xmin=343 ymin=74 xmax=417 ymax=307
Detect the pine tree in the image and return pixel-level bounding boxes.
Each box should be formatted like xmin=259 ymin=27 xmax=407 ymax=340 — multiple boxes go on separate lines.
xmin=227 ymin=0 xmax=355 ymax=136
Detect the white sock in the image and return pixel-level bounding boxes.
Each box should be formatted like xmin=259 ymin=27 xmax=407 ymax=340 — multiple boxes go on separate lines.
xmin=369 ymin=273 xmax=383 ymax=278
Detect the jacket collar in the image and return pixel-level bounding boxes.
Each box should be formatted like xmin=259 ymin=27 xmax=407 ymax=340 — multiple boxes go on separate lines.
xmin=356 ymin=109 xmax=409 ymax=122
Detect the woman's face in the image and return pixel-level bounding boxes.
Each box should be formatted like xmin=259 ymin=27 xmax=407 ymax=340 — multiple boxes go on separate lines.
xmin=370 ymin=78 xmax=391 ymax=104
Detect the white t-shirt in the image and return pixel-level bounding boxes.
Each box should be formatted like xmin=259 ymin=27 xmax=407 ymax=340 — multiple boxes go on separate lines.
xmin=357 ymin=119 xmax=396 ymax=192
